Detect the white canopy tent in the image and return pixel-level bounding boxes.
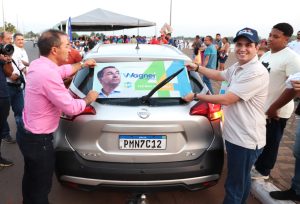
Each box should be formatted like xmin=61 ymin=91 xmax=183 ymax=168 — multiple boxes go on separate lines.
xmin=55 ymin=8 xmax=156 ymax=32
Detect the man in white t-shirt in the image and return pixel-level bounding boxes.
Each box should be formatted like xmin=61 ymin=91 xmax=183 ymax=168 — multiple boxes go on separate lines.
xmin=13 ymin=33 xmax=29 ymax=74
xmin=264 ymin=74 xmax=300 ymax=201
xmin=251 ymin=23 xmax=300 ymax=180
xmin=288 ymin=30 xmax=300 ymax=55
xmin=184 ymin=27 xmax=269 ymax=204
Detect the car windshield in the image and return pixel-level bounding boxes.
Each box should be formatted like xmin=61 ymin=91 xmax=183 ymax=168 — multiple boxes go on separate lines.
xmin=73 ymin=60 xmax=204 ymax=106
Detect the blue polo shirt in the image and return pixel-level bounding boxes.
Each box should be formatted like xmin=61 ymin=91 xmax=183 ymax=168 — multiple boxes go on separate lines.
xmin=0 ymin=62 xmax=9 ymax=98
xmin=204 ymin=44 xmax=217 ymax=69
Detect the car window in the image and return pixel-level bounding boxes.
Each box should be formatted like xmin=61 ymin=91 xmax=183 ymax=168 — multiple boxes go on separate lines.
xmin=72 ymin=61 xmax=204 ymax=106
xmin=73 ymin=68 xmax=94 ymax=94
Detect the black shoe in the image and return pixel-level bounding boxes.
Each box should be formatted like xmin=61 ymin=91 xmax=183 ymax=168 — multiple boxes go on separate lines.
xmin=2 ymin=135 xmax=16 ymax=144
xmin=270 ymin=188 xmax=300 ymax=201
xmin=0 ymin=157 xmax=14 ymax=167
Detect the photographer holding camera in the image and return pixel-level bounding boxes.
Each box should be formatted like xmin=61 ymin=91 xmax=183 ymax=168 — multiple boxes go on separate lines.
xmin=0 ymin=31 xmax=14 ymax=167
xmin=1 ymin=32 xmax=27 ymax=145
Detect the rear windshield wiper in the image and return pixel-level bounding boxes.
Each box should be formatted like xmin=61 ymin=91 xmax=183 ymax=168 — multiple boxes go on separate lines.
xmin=140 ymin=67 xmax=184 ymax=104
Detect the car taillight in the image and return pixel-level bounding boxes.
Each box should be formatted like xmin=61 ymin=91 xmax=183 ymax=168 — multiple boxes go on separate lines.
xmin=61 ymin=90 xmax=96 ymax=121
xmin=190 ymin=101 xmax=222 ymax=121
xmin=61 ymin=105 xmax=96 ymax=121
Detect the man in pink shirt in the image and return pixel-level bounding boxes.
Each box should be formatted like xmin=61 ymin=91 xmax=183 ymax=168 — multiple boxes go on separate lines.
xmin=17 ymin=29 xmax=98 ymax=204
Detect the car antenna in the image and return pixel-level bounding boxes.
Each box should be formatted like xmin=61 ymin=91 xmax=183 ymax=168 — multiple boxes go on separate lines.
xmin=136 ymin=20 xmax=140 ymax=50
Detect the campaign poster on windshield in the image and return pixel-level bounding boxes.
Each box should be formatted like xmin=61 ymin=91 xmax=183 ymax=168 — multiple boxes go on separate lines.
xmin=93 ymin=60 xmax=192 ymax=98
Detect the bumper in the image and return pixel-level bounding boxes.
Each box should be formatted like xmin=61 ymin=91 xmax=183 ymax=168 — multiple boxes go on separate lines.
xmin=55 ymin=148 xmax=224 ymax=191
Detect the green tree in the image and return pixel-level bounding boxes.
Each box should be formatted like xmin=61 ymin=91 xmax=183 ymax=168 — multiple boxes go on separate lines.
xmin=0 ymin=21 xmax=16 ymax=33
xmin=25 ymin=31 xmax=36 ymax=38
xmin=4 ymin=22 xmax=16 ymax=33
xmin=72 ymin=32 xmax=79 ymax=39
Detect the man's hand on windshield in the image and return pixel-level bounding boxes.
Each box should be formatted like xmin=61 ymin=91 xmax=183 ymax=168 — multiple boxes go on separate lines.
xmin=185 ymin=62 xmax=199 ymax=72
xmin=84 ymin=90 xmax=99 ymax=105
xmin=83 ymin=59 xmax=96 ymax=68
xmin=182 ymin=92 xmax=196 ymax=102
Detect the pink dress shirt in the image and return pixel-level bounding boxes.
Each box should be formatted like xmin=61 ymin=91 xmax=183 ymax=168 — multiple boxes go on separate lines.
xmin=23 ymin=56 xmax=86 ymax=134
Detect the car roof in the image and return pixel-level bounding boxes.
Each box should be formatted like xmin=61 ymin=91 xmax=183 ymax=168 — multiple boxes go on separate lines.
xmin=85 ymin=44 xmax=192 ymax=63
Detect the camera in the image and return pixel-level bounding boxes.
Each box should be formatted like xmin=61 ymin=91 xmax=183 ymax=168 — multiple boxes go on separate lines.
xmin=0 ymin=43 xmax=14 ymax=56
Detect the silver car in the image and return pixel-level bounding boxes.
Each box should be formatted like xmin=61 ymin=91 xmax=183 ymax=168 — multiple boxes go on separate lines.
xmin=54 ymin=43 xmax=224 ymax=191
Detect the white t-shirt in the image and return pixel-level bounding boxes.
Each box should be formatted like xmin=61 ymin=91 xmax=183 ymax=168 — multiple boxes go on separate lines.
xmin=286 ymin=72 xmax=300 ymax=88
xmin=220 ymin=56 xmax=269 ymax=149
xmin=260 ymin=47 xmax=300 ymax=118
xmin=12 ymin=45 xmax=29 ymax=70
xmin=288 ymin=40 xmax=300 ymax=55
xmin=7 ymin=45 xmax=29 ymax=83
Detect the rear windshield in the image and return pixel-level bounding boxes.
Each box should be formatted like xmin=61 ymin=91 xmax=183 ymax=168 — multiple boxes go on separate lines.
xmin=73 ymin=61 xmax=204 ymax=106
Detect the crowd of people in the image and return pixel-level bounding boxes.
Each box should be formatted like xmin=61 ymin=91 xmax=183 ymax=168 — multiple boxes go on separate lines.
xmin=69 ymin=33 xmax=190 ymax=58
xmin=1 ymin=23 xmax=300 ymax=204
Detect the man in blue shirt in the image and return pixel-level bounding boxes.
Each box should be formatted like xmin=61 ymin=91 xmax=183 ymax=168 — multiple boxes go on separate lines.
xmin=202 ymin=35 xmax=217 ymax=93
xmin=166 ymin=33 xmax=177 ymax=47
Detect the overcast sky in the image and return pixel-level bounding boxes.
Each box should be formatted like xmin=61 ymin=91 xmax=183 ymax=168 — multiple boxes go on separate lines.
xmin=2 ymin=0 xmax=300 ymax=38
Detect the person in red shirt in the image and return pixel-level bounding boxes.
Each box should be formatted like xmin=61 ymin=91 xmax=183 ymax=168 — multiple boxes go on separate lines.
xmin=67 ymin=47 xmax=82 ymax=64
xmin=149 ymin=35 xmax=159 ymax=44
xmin=63 ymin=46 xmax=82 ymax=87
xmin=159 ymin=34 xmax=168 ymax=44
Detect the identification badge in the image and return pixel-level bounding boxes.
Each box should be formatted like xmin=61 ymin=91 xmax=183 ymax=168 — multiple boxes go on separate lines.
xmin=219 ymin=81 xmax=229 ymax=95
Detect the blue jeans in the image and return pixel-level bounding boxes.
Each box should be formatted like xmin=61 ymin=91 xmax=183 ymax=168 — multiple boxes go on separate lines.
xmin=1 ymin=85 xmax=24 ymax=139
xmin=223 ymin=140 xmax=263 ymax=204
xmin=292 ymin=117 xmax=300 ymax=195
xmin=255 ymin=118 xmax=288 ymax=176
xmin=17 ymin=122 xmax=54 ymax=204
xmin=203 ymin=75 xmax=214 ymax=94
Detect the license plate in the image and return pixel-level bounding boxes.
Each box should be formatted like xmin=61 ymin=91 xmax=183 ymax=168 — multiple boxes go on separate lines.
xmin=119 ymin=135 xmax=167 ymax=150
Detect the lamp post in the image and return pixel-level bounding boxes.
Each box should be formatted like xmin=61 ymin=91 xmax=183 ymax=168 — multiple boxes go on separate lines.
xmin=1 ymin=0 xmax=5 ymax=31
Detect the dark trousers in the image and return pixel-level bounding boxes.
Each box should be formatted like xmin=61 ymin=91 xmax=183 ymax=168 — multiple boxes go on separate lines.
xmin=255 ymin=118 xmax=288 ymax=176
xmin=1 ymin=85 xmax=24 ymax=138
xmin=223 ymin=141 xmax=263 ymax=204
xmin=0 ymin=97 xmax=10 ymax=153
xmin=17 ymin=124 xmax=54 ymax=204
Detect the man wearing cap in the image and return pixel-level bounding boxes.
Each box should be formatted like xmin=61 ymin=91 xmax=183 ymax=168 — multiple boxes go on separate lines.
xmin=183 ymin=27 xmax=269 ymax=204
xmin=251 ymin=23 xmax=300 ymax=182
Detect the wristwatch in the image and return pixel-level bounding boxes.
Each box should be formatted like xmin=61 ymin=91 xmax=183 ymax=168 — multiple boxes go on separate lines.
xmin=193 ymin=93 xmax=198 ymax=100
xmin=195 ymin=64 xmax=200 ymax=72
xmin=80 ymin=61 xmax=84 ymax=68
